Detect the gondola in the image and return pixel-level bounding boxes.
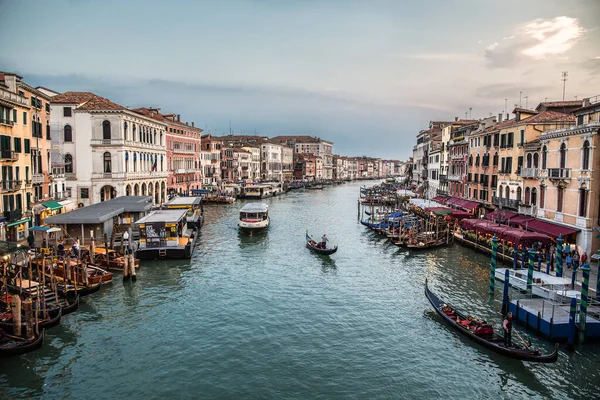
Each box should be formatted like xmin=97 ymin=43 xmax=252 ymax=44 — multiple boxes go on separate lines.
xmin=306 ymin=232 xmax=338 ymax=255
xmin=0 ymin=329 xmax=45 ymax=358
xmin=59 ymin=295 xmax=80 ymax=316
xmin=404 ymin=238 xmax=447 ymax=250
xmin=57 ymin=281 xmax=102 ymax=298
xmin=0 ymin=308 xmax=62 ymax=334
xmin=425 ymin=279 xmax=558 ymax=363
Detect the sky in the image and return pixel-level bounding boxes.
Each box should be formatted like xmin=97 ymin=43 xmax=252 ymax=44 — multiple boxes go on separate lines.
xmin=1 ymin=0 xmax=599 ymax=160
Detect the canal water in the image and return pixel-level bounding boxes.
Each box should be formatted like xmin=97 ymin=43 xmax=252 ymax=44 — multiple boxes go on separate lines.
xmin=1 ymin=181 xmax=599 ymax=399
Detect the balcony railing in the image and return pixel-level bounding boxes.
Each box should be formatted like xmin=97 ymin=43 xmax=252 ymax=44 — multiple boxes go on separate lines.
xmin=0 ymin=118 xmax=14 ymax=127
xmin=448 ymin=174 xmax=462 ymax=181
xmin=548 ymin=168 xmax=570 ymax=179
xmin=520 ymin=167 xmax=539 ymax=178
xmin=32 ymin=173 xmax=45 ymax=184
xmin=0 ymin=87 xmax=29 ymax=107
xmin=0 ymin=150 xmax=18 ymax=161
xmin=3 ymin=209 xmax=22 ymax=223
xmin=492 ymin=196 xmax=520 ymax=210
xmin=1 ymin=180 xmax=21 ymax=192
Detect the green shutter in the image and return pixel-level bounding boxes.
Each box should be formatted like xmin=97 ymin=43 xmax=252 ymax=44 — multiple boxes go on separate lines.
xmin=12 ymin=109 xmax=16 ymax=123
xmin=24 ymin=138 xmax=30 ymax=154
xmin=14 ymin=137 xmax=21 ymax=153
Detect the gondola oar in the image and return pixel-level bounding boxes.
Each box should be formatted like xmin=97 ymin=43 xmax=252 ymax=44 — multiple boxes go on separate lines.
xmin=513 ymin=328 xmax=532 ymax=350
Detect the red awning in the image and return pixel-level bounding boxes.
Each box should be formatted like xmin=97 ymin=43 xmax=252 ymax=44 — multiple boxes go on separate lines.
xmin=431 ymin=196 xmax=448 ymax=202
xmin=508 ymin=215 xmax=535 ymax=226
xmin=451 ymin=210 xmax=473 ymax=219
xmin=484 ymin=210 xmax=518 ymax=222
xmin=458 ymin=200 xmax=481 ymax=212
xmin=525 ymin=219 xmax=580 ymax=239
xmin=446 ymin=197 xmax=459 ymax=205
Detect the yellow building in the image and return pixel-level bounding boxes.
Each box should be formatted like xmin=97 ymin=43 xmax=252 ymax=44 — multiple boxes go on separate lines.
xmin=539 ymin=96 xmax=600 ymax=255
xmin=0 ymin=73 xmax=35 ymax=242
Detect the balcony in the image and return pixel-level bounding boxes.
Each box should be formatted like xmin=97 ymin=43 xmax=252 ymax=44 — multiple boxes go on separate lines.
xmin=520 ymin=167 xmax=538 ymax=179
xmin=32 ymin=173 xmax=44 ymax=184
xmin=1 ymin=180 xmax=21 ymax=192
xmin=548 ymin=168 xmax=570 ymax=179
xmin=439 ymin=174 xmax=447 ymax=183
xmin=492 ymin=196 xmax=520 ymax=210
xmin=0 ymin=87 xmax=29 ymax=107
xmin=448 ymin=174 xmax=462 ymax=181
xmin=0 ymin=118 xmax=14 ymax=127
xmin=0 ymin=150 xmax=18 ymax=161
xmin=3 ymin=209 xmax=22 ymax=223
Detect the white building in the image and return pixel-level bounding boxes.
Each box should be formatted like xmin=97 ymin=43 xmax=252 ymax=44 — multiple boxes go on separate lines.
xmin=260 ymin=142 xmax=283 ymax=181
xmin=50 ymin=92 xmax=168 ymax=206
xmin=242 ymin=145 xmax=261 ymax=181
xmin=270 ymin=136 xmax=334 ymax=180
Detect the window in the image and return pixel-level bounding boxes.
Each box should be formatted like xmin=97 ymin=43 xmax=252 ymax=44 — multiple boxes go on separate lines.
xmin=63 ymin=107 xmax=72 ymax=117
xmin=582 ymin=140 xmax=590 ymax=170
xmin=525 ymin=187 xmax=531 ymax=205
xmin=13 ymin=109 xmax=17 ymax=123
xmin=64 ymin=125 xmax=73 ymax=142
xmin=557 ymin=187 xmax=564 ymax=212
xmin=505 ymin=186 xmax=510 ymax=199
xmin=520 ymin=130 xmax=525 ymax=145
xmin=542 ymin=146 xmax=547 ymax=169
xmin=540 ymin=186 xmax=545 ymax=208
xmin=46 ymin=122 xmax=51 ymax=140
xmin=65 ymin=154 xmax=73 ymax=173
xmin=102 ymin=120 xmax=111 ymax=140
xmin=531 ymin=188 xmax=537 ymax=206
xmin=45 ymin=103 xmax=50 ymax=113
xmin=24 ymin=138 xmax=30 ymax=154
xmin=516 ymin=186 xmax=522 ymax=202
xmin=559 ymin=143 xmax=567 ymax=169
xmin=23 ymin=111 xmax=27 ymax=125
xmin=13 ymin=137 xmax=21 ymax=153
xmin=103 ymin=152 xmax=112 ymax=173
xmin=579 ymin=189 xmax=588 ymax=217
xmin=80 ymin=188 xmax=89 ymax=199
xmin=124 ymin=122 xmax=128 ymax=140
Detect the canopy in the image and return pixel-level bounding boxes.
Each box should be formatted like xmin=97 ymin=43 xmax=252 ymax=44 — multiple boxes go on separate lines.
xmin=508 ymin=215 xmax=535 ymax=226
xmin=460 ymin=219 xmax=552 ymax=245
xmin=42 ymin=200 xmax=64 ymax=211
xmin=525 ymin=219 xmax=580 ymax=239
xmin=484 ymin=210 xmax=518 ymax=223
xmin=29 ymin=226 xmax=62 ymax=233
xmin=446 ymin=197 xmax=459 ymax=205
xmin=456 ymin=199 xmax=481 ymax=212
xmin=451 ymin=210 xmax=473 ymax=218
xmin=431 ymin=196 xmax=448 ymax=202
xmin=424 ymin=207 xmax=452 ymax=216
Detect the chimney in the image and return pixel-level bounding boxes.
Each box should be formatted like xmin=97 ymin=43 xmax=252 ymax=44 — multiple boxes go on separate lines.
xmin=192 ymin=122 xmax=195 ymax=127
xmin=497 ymin=113 xmax=502 ymax=123
xmin=455 ymin=117 xmax=458 ymax=121
xmin=177 ymin=114 xmax=180 ymax=122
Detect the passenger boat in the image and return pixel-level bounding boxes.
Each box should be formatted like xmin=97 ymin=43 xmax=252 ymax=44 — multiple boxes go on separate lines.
xmin=307 ymin=184 xmax=324 ymax=190
xmin=93 ymin=248 xmax=140 ymax=271
xmin=305 ymin=232 xmax=338 ymax=255
xmin=0 ymin=329 xmax=45 ymax=358
xmin=425 ymin=279 xmax=559 ymax=363
xmin=134 ymin=209 xmax=196 ymax=259
xmin=238 ymin=203 xmax=270 ymax=232
xmin=164 ymin=197 xmax=204 ymax=230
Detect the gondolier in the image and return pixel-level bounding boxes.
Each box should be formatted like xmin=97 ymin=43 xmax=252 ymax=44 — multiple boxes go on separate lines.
xmin=503 ymin=312 xmax=513 ymax=347
xmin=321 ymin=234 xmax=328 ymax=249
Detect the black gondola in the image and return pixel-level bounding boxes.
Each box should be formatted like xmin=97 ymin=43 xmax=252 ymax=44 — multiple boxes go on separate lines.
xmin=57 ymin=282 xmax=102 ymax=298
xmin=425 ymin=279 xmax=558 ymax=363
xmin=0 ymin=307 xmax=61 ymax=334
xmin=306 ymin=232 xmax=338 ymax=255
xmin=60 ymin=296 xmax=80 ymax=315
xmin=0 ymin=329 xmax=45 ymax=358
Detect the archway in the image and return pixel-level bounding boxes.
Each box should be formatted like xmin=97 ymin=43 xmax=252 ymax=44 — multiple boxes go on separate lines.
xmin=126 ymin=184 xmax=132 ymax=196
xmin=161 ymin=181 xmax=166 ymax=203
xmin=134 ymin=183 xmax=140 ymax=196
xmin=100 ymin=185 xmax=116 ymax=202
xmin=141 ymin=182 xmax=147 ymax=196
xmin=155 ymin=182 xmax=160 ymax=204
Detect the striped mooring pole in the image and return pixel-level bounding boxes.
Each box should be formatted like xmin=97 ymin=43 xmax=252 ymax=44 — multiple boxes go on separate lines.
xmin=490 ymin=235 xmax=498 ymax=296
xmin=512 ymin=243 xmax=518 ymax=269
xmin=568 ymin=297 xmax=577 ymax=348
xmin=501 ymin=269 xmax=510 ymax=316
xmin=527 ymin=247 xmax=535 ymax=295
xmin=556 ymin=235 xmax=564 ymax=278
xmin=579 ymin=263 xmax=591 ymax=343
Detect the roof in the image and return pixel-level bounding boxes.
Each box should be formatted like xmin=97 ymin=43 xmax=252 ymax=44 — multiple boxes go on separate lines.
xmin=512 ymin=107 xmax=539 ymax=115
xmin=520 ymin=111 xmax=575 ymax=124
xmin=166 ymin=197 xmax=202 ymax=207
xmin=536 ymin=100 xmax=583 ymax=111
xmin=44 ymin=196 xmax=153 ymax=225
xmin=135 ymin=209 xmax=188 ymax=224
xmin=50 ymin=91 xmax=96 ymax=104
xmin=239 ymin=203 xmax=268 ymax=213
xmin=270 ymin=135 xmax=331 ymax=145
xmin=77 ymin=95 xmax=126 ymax=111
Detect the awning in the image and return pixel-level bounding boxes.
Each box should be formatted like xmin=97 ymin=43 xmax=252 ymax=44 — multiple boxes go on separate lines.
xmin=446 ymin=197 xmax=459 ymax=205
xmin=508 ymin=215 xmax=535 ymax=226
xmin=484 ymin=210 xmax=518 ymax=222
xmin=458 ymin=200 xmax=481 ymax=212
xmin=42 ymin=200 xmax=64 ymax=211
xmin=7 ymin=218 xmax=30 ymax=228
xmin=29 ymin=226 xmax=62 ymax=232
xmin=33 ymin=204 xmax=46 ymax=213
xmin=431 ymin=196 xmax=448 ymax=202
xmin=525 ymin=219 xmax=580 ymax=239
xmin=451 ymin=210 xmax=473 ymax=218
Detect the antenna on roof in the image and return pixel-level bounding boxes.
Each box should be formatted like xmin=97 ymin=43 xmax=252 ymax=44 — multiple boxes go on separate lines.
xmin=519 ymin=91 xmax=522 ymax=107
xmin=524 ymin=96 xmax=528 ymax=109
xmin=469 ymin=107 xmax=472 ymax=119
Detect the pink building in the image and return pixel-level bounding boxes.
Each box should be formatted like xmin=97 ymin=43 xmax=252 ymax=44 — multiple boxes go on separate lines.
xmin=133 ymin=108 xmax=202 ymax=195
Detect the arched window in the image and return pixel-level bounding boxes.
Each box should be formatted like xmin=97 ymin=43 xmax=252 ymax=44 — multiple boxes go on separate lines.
xmin=540 ymin=186 xmax=545 ymax=208
xmin=493 ymin=152 xmax=498 ymax=166
xmin=526 ymin=153 xmax=532 ymax=168
xmin=499 ymin=185 xmax=503 ymax=199
xmin=533 ymin=153 xmax=539 ymax=169
xmin=531 ymin=187 xmax=537 ymax=206
xmin=516 ymin=187 xmax=522 ymax=202
xmin=525 ymin=187 xmax=531 ymax=205
xmin=124 ymin=122 xmax=128 ymax=140
xmin=582 ymin=140 xmax=590 ymax=170
xmin=103 ymin=152 xmax=112 ymax=173
xmin=64 ymin=154 xmax=73 ymax=173
xmin=103 ymin=120 xmax=111 ymax=140
xmin=559 ymin=143 xmax=567 ymax=169
xmin=125 ymin=152 xmax=129 ymax=172
xmin=64 ymin=125 xmax=73 ymax=142
xmin=475 ymin=154 xmax=480 ymax=166
xmin=505 ymin=185 xmax=510 ymax=199
xmin=557 ymin=186 xmax=564 ymax=212
xmin=542 ymin=146 xmax=547 ymax=170
xmin=468 ymin=155 xmax=473 ymax=166
xmin=160 ymin=133 xmax=163 ymax=146
xmin=579 ymin=188 xmax=588 ymax=217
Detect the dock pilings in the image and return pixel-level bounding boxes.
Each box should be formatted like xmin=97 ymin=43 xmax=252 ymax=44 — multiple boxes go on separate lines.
xmin=556 ymin=235 xmax=564 ymax=278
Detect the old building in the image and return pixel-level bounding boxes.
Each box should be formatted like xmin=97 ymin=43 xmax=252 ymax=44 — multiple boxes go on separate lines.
xmin=200 ymin=134 xmax=222 ymax=187
xmin=50 ymin=92 xmax=169 ymax=207
xmin=270 ymin=135 xmax=334 ymax=180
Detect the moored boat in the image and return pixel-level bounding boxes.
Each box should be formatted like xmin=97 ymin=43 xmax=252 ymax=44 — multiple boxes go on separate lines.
xmin=0 ymin=329 xmax=45 ymax=358
xmin=0 ymin=308 xmax=62 ymax=334
xmin=305 ymin=231 xmax=338 ymax=255
xmin=93 ymin=248 xmax=140 ymax=271
xmin=134 ymin=209 xmax=196 ymax=259
xmin=425 ymin=279 xmax=558 ymax=363
xmin=238 ymin=203 xmax=270 ymax=232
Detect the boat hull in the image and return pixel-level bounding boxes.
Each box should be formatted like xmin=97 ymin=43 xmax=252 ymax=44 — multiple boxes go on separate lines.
xmin=238 ymin=218 xmax=270 ymax=231
xmin=0 ymin=329 xmax=45 ymax=358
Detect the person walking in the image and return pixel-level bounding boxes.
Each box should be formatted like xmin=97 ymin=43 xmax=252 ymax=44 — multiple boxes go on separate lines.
xmin=573 ymin=250 xmax=580 ymax=270
xmin=581 ymin=252 xmax=588 ymax=266
xmin=566 ymin=253 xmax=573 ymax=270
xmin=503 ymin=312 xmax=513 ymax=347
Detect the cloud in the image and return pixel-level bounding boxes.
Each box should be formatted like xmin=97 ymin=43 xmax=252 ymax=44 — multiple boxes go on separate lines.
xmin=474 ymin=83 xmax=554 ymax=100
xmin=390 ymin=53 xmax=478 ymax=61
xmin=485 ymin=16 xmax=586 ymax=68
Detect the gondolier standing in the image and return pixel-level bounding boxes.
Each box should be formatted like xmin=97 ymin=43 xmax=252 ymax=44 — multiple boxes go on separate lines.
xmin=321 ymin=234 xmax=328 ymax=249
xmin=503 ymin=312 xmax=513 ymax=347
